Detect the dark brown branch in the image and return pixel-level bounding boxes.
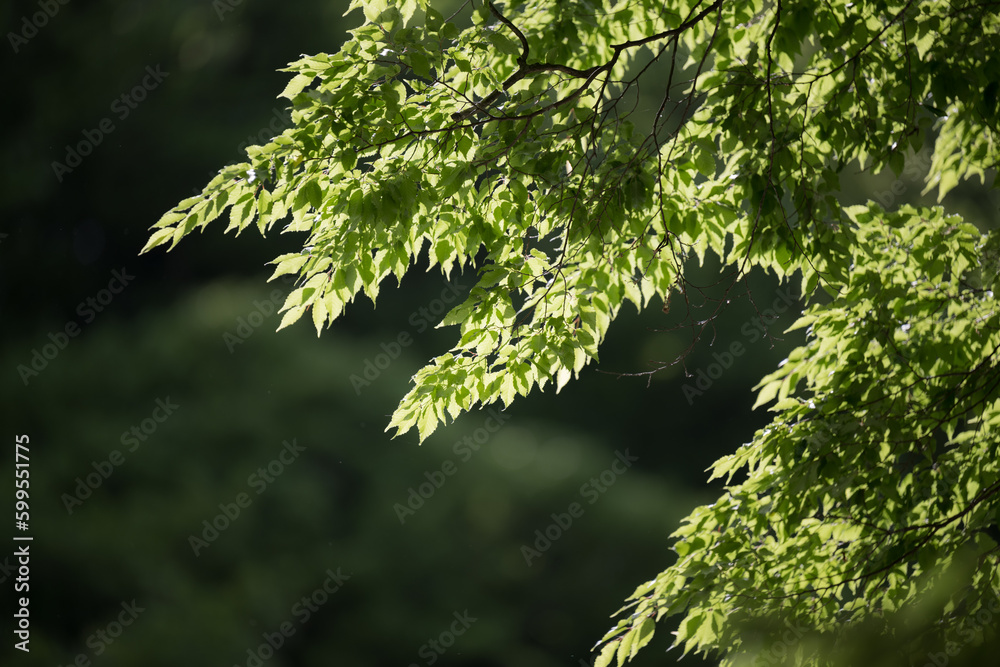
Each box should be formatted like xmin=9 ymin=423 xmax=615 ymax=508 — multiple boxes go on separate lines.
xmin=488 ymin=0 xmax=528 ymax=66
xmin=451 ymin=0 xmax=723 ymax=122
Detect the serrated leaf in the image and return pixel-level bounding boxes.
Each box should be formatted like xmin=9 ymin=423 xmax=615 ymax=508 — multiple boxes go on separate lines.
xmin=301 ymin=178 xmax=323 ymax=209
xmin=276 ymin=305 xmax=306 ymax=331
xmin=439 ymin=163 xmax=469 ymax=198
xmin=140 ymin=228 xmax=175 ymax=254
xmin=487 ymin=31 xmax=521 ymax=56
xmin=616 ymin=631 xmax=634 ymax=665
xmin=407 ymin=51 xmax=432 ymax=78
xmin=630 ymin=617 xmax=655 ymax=657
xmin=500 ymin=372 xmax=516 ymax=407
xmin=152 ymin=210 xmax=186 ymax=230
xmin=312 ymin=294 xmax=328 ymax=336
xmin=416 ymin=406 xmax=439 ymax=441
xmin=279 ymin=74 xmax=314 ymax=100
xmin=342 ymin=0 xmax=364 ymax=16
xmin=752 ymin=379 xmax=780 ymax=410
xmin=228 ymin=192 xmax=257 ymax=234
xmin=594 ymin=641 xmax=618 ymax=667
xmin=269 ymin=254 xmax=309 ymax=281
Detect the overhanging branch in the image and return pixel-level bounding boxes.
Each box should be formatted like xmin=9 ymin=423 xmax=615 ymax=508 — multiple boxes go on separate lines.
xmin=450 ymin=0 xmax=724 ymax=121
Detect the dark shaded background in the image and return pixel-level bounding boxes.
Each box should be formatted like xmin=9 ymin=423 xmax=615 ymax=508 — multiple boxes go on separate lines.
xmin=2 ymin=1 xmax=997 ymax=666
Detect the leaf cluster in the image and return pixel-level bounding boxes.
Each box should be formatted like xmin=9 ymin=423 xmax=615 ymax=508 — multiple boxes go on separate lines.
xmin=143 ymin=0 xmax=1000 ymax=663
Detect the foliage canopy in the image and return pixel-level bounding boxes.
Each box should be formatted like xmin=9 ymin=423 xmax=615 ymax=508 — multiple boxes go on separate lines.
xmin=144 ymin=0 xmax=1000 ymax=663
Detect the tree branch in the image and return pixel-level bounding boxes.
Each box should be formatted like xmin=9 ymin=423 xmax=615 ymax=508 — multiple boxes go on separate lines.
xmin=451 ymin=0 xmax=722 ymax=122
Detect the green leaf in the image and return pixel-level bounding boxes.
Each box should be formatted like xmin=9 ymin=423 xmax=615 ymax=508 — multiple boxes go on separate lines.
xmin=594 ymin=640 xmax=618 ymax=667
xmin=487 ymin=31 xmax=521 ymax=57
xmin=279 ymin=74 xmax=314 ymax=100
xmin=151 ymin=210 xmax=186 ymax=230
xmin=144 ymin=7 xmax=1000 ymax=666
xmin=140 ymin=228 xmax=175 ymax=254
xmin=269 ymin=254 xmax=308 ymax=281
xmin=407 ymin=50 xmax=432 ymax=79
xmin=228 ymin=192 xmax=257 ymax=233
xmin=499 ymin=372 xmax=516 ymax=407
xmin=276 ymin=305 xmax=306 ymax=331
xmin=752 ymin=378 xmax=780 ymax=410
xmin=416 ymin=405 xmax=439 ymax=441
xmin=438 ymin=163 xmax=469 ymax=198
xmin=299 ymin=178 xmax=323 ymax=210
xmin=362 ymin=0 xmax=388 ymax=22
xmin=630 ymin=617 xmax=655 ymax=658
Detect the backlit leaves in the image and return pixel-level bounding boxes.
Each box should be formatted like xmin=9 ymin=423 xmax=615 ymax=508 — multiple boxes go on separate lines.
xmin=143 ymin=0 xmax=1000 ymax=664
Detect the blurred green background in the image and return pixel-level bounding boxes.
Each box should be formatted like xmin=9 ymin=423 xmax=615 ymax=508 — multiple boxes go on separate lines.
xmin=1 ymin=1 xmax=997 ymax=666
